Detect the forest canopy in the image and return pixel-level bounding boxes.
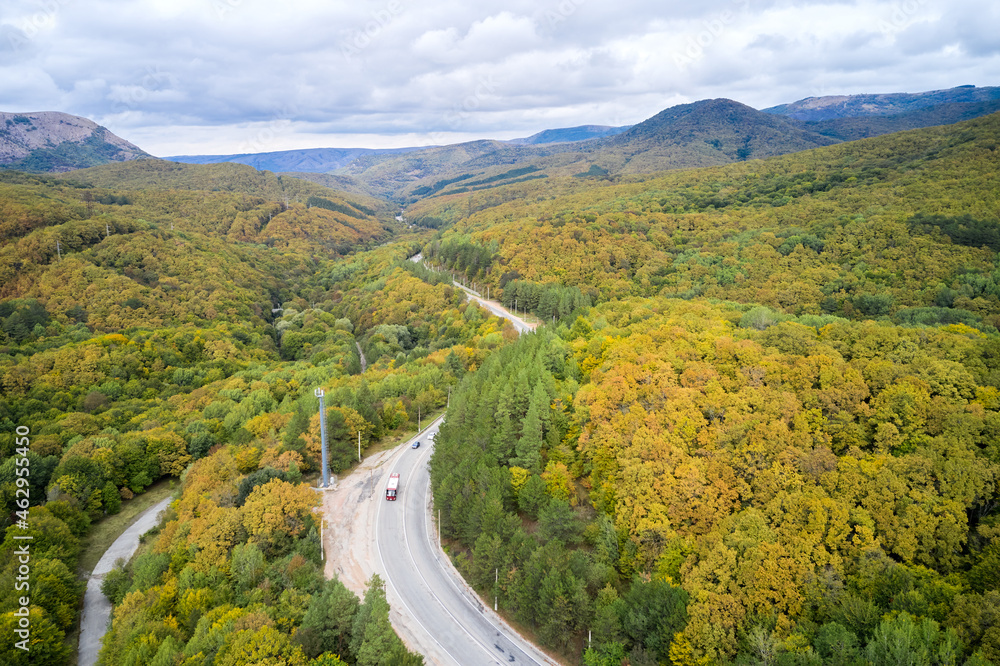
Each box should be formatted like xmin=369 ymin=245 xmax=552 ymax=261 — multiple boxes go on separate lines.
xmin=3 ymin=113 xmax=1000 ymax=665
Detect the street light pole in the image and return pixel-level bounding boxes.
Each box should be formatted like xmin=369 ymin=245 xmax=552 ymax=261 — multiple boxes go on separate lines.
xmin=315 ymin=388 xmax=329 ymax=488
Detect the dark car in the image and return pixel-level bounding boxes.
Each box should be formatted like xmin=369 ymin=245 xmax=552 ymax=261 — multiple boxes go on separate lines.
xmin=412 ymin=440 xmax=420 ymax=449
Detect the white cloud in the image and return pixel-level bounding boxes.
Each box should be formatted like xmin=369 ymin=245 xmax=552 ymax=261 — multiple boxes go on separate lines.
xmin=0 ymin=0 xmax=994 ymax=155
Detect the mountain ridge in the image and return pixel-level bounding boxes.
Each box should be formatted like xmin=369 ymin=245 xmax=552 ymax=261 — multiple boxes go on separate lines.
xmin=168 ymin=86 xmax=1000 ymax=201
xmin=8 ymin=85 xmax=999 ymax=203
xmin=0 ymin=111 xmax=149 ymax=171
xmin=763 ymin=83 xmax=1000 ymax=120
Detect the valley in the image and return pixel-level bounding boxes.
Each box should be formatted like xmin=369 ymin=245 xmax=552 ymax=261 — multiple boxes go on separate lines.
xmin=1 ymin=87 xmax=1000 ymax=666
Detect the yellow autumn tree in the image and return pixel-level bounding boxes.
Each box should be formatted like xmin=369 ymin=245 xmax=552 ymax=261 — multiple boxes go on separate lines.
xmin=240 ymin=479 xmax=318 ymax=553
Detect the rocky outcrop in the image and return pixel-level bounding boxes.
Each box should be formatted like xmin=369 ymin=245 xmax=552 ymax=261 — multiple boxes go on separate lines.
xmin=0 ymin=111 xmax=148 ymax=171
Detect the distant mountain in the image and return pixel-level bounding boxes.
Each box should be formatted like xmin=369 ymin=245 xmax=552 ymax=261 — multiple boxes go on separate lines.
xmin=0 ymin=111 xmax=149 ymax=172
xmin=763 ymin=84 xmax=1000 ymax=120
xmin=592 ymin=98 xmax=838 ymax=171
xmin=165 ymin=126 xmax=629 ymax=171
xmin=162 ymin=85 xmax=1000 ymax=202
xmin=508 ymin=124 xmax=630 ymax=145
xmin=167 ymin=145 xmax=426 ymax=174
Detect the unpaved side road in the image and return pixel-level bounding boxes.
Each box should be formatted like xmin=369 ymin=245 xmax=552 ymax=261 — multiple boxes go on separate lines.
xmin=78 ymin=496 xmax=174 ymax=666
xmin=320 ymin=446 xmax=396 ymax=596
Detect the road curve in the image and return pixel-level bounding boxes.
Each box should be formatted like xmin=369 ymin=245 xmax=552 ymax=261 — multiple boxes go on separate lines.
xmin=374 ymin=420 xmax=559 ymax=666
xmin=407 ymin=252 xmax=537 ymax=335
xmin=460 ymin=288 xmax=536 ymax=334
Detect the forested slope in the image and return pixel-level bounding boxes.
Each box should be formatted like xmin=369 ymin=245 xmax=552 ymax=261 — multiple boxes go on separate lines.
xmin=433 ymin=298 xmax=1000 ymax=664
xmin=414 ymin=112 xmax=1000 ymax=331
xmin=2 ymin=108 xmax=999 ymax=666
xmin=422 ymin=113 xmax=1000 ymax=664
xmin=0 ymin=164 xmax=516 ymax=664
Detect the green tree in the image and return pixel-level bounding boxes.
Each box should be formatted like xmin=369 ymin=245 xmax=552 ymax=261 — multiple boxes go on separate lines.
xmin=230 ymin=542 xmax=266 ymax=593
xmin=350 ymin=574 xmax=420 ymax=666
xmin=295 ymin=577 xmax=360 ymax=660
xmin=101 ymin=559 xmax=132 ymax=606
xmin=865 ymin=613 xmax=960 ymax=666
xmin=513 ymin=381 xmax=548 ymax=473
xmin=102 ymin=480 xmax=122 ymax=514
xmin=0 ymin=607 xmax=70 ymax=665
xmin=813 ymin=622 xmax=860 ymax=666
xmin=517 ymin=473 xmax=549 ymax=520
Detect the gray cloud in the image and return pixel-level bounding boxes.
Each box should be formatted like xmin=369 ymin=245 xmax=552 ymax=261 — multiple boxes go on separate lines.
xmin=0 ymin=0 xmax=994 ymax=155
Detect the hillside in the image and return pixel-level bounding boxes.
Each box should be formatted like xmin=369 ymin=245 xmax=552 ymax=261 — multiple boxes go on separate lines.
xmin=590 ymin=97 xmax=839 ymax=169
xmin=508 ymin=124 xmax=630 ymax=145
xmin=323 ymin=99 xmax=841 ymax=202
xmin=166 ymin=145 xmax=427 ymax=174
xmin=62 ymin=159 xmax=390 ymax=217
xmin=413 ymin=112 xmax=1000 ymax=328
xmin=4 ymin=100 xmax=1000 ymax=666
xmin=0 ymin=112 xmax=148 ymax=172
xmin=0 ymin=160 xmax=514 ymax=665
xmin=420 ymin=111 xmax=1000 ymax=664
xmin=162 ymin=86 xmax=1000 ymax=205
xmin=808 ymin=99 xmax=1000 ymax=141
xmin=335 ymin=93 xmax=1000 ymax=202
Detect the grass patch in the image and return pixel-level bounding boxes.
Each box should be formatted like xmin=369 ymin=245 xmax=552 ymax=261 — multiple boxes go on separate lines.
xmin=330 ymin=408 xmax=448 ymax=480
xmin=76 ymin=478 xmax=180 ymax=578
xmin=373 ymin=408 xmax=446 ymax=455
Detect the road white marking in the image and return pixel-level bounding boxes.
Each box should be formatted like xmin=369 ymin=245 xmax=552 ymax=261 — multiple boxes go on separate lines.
xmin=375 ymin=432 xmax=465 ymax=666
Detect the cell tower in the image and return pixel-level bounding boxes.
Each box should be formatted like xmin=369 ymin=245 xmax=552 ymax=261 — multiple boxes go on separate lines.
xmin=315 ymin=388 xmax=329 ymax=488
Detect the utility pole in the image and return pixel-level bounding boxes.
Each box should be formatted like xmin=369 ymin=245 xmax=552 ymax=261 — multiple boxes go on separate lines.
xmin=447 ymin=386 xmax=451 ymax=409
xmin=316 ymin=388 xmax=329 ymax=488
xmin=55 ymin=239 xmax=62 ymax=261
xmin=418 ymin=406 xmax=421 ymax=432
xmin=495 ymin=568 xmax=498 ymax=611
xmin=358 ymin=430 xmax=361 ymax=462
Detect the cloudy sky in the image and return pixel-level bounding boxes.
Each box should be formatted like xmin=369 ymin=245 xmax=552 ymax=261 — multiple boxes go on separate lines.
xmin=1 ymin=0 xmax=996 ymax=156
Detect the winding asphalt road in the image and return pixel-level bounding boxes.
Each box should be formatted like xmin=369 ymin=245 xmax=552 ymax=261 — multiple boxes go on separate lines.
xmin=374 ymin=422 xmax=558 ymax=666
xmin=78 ymin=496 xmax=173 ymax=666
xmin=409 ymin=251 xmax=537 ymax=335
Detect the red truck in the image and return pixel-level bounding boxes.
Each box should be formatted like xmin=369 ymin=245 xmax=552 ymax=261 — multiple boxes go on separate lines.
xmin=386 ymin=473 xmax=400 ymax=501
